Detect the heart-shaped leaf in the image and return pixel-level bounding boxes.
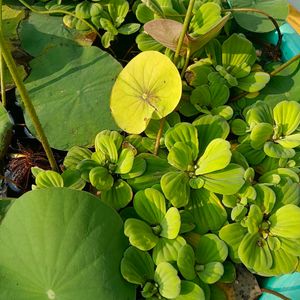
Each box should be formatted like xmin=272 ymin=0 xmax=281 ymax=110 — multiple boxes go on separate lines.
xmin=0 ymin=188 xmax=135 ymax=299
xmin=196 ymin=138 xmax=231 ymax=175
xmin=187 ymin=189 xmax=227 ymax=234
xmin=101 ymin=179 xmax=133 ymax=210
xmin=152 ymin=236 xmax=186 ymax=265
xmin=110 ymin=51 xmax=182 ymax=134
xmin=133 ymin=188 xmax=166 ymax=224
xmin=124 ymin=218 xmax=159 ymax=251
xmin=178 ymin=244 xmax=196 ymax=280
xmin=154 ymin=262 xmax=181 ymax=299
xmin=121 ymin=246 xmax=154 ymax=285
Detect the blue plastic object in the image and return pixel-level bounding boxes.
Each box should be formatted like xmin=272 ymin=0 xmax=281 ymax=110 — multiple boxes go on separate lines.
xmin=260 ymin=273 xmax=300 ymax=300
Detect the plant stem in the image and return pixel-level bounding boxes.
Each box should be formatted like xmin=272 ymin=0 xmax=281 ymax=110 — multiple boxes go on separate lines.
xmin=0 ymin=2 xmax=6 ymax=107
xmin=180 ymin=48 xmax=191 ymax=78
xmin=0 ymin=32 xmax=58 ymax=171
xmin=174 ymin=0 xmax=195 ymax=65
xmin=270 ymin=53 xmax=300 ymax=76
xmin=17 ymin=0 xmax=101 ymax=39
xmin=261 ymin=288 xmax=290 ymax=300
xmin=154 ymin=0 xmax=195 ymax=155
xmin=223 ymin=8 xmax=282 ymax=50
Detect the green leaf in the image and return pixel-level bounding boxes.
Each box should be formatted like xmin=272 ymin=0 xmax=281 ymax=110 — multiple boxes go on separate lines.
xmin=141 ymin=0 xmax=165 ymax=17
xmin=154 ymin=262 xmax=181 ymax=299
xmin=101 ymin=179 xmax=133 ymax=210
xmin=219 ymin=261 xmax=236 ymax=283
xmin=254 ymin=184 xmax=275 ymax=214
xmin=201 ymin=164 xmax=245 ymax=195
xmin=230 ymin=0 xmax=288 ymax=33
xmin=210 ymin=82 xmax=230 ymax=107
xmin=165 ymin=123 xmax=199 ymax=160
xmin=121 ymin=246 xmax=154 ymax=285
xmin=118 ymin=23 xmax=141 ymax=35
xmin=61 ymin=169 xmax=85 ymax=190
xmin=236 ymin=142 xmax=266 ymax=165
xmin=135 ymin=3 xmax=155 ymax=23
xmin=231 ymin=119 xmax=248 ymax=136
xmin=187 ymin=189 xmax=227 ymax=234
xmin=189 ymin=2 xmax=222 ymax=36
xmin=264 ymin=142 xmax=295 ymax=158
xmin=219 ymin=223 xmax=247 ymax=263
xmin=133 ymin=188 xmax=166 ymax=224
xmin=95 ymin=134 xmax=119 ymax=163
xmin=152 ymin=236 xmax=186 ymax=265
xmin=161 ymin=171 xmax=190 ymax=207
xmin=0 ymin=188 xmax=135 ymax=299
xmin=35 ymin=171 xmax=64 ymax=188
xmin=124 ymin=218 xmax=159 ymax=251
xmin=177 ymin=244 xmax=196 ymax=280
xmin=250 ymin=123 xmax=273 ymax=149
xmin=222 ymin=34 xmax=256 ymax=78
xmin=75 ymin=1 xmax=92 ymax=19
xmin=273 ymin=100 xmax=300 ymax=135
xmin=108 ymin=0 xmax=129 ymax=27
xmin=160 ymin=207 xmax=181 ymax=239
xmin=64 ymin=146 xmax=92 ymax=170
xmin=175 ymin=281 xmax=205 ymax=300
xmin=245 ymin=101 xmax=273 ymax=127
xmin=197 ymin=261 xmax=224 ymax=284
xmin=101 ymin=31 xmax=115 ymax=48
xmin=195 ymin=234 xmax=228 ymax=265
xmin=244 ymin=204 xmax=263 ymax=234
xmin=238 ymin=233 xmax=272 ymax=273
xmin=168 ymin=142 xmax=194 ymax=171
xmin=237 ymin=72 xmax=270 ymax=92
xmin=115 ymin=148 xmax=135 ymax=174
xmin=193 ymin=115 xmax=230 ymax=155
xmin=95 ymin=130 xmax=123 ymax=152
xmin=22 ymin=46 xmax=122 ymax=150
xmin=196 ymin=139 xmax=231 ymax=175
xmin=269 ymin=204 xmax=300 ymax=239
xmin=0 ymin=104 xmax=13 ymax=159
xmin=76 ymin=159 xmax=100 ymax=181
xmin=89 ymin=166 xmax=114 ymax=191
xmin=121 ymin=156 xmax=147 ymax=179
xmin=275 ymin=133 xmax=300 ymax=148
xmin=110 ymin=51 xmax=182 ymax=134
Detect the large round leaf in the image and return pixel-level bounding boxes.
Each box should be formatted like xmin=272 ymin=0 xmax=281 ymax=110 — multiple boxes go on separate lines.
xmin=230 ymin=0 xmax=288 ymax=33
xmin=22 ymin=45 xmax=122 ymax=150
xmin=0 ymin=188 xmax=135 ymax=300
xmin=110 ymin=51 xmax=182 ymax=134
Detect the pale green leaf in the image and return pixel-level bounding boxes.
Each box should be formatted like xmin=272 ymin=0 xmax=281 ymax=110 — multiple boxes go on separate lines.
xmin=177 ymin=244 xmax=196 ymax=280
xmin=197 ymin=261 xmax=224 ymax=284
xmin=160 ymin=207 xmax=181 ymax=239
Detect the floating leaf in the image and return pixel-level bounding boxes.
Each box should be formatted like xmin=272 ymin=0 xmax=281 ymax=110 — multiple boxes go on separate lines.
xmin=161 ymin=171 xmax=190 ymax=208
xmin=238 ymin=72 xmax=270 ymax=92
xmin=175 ymin=281 xmax=205 ymax=300
xmin=219 ymin=261 xmax=236 ymax=283
xmin=187 ymin=189 xmax=227 ymax=234
xmin=101 ymin=179 xmax=133 ymax=210
xmin=160 ymin=207 xmax=181 ymax=239
xmin=269 ymin=204 xmax=300 ymax=239
xmin=64 ymin=146 xmax=92 ymax=170
xmin=121 ymin=156 xmax=147 ymax=179
xmin=0 ymin=188 xmax=135 ymax=299
xmin=61 ymin=169 xmax=86 ymax=190
xmin=264 ymin=142 xmax=295 ymax=158
xmin=110 ymin=51 xmax=182 ymax=134
xmin=178 ymin=244 xmax=196 ymax=280
xmin=230 ymin=0 xmax=288 ymax=33
xmin=250 ymin=123 xmax=273 ymax=149
xmin=167 ymin=142 xmax=194 ymax=171
xmin=89 ymin=166 xmax=114 ymax=191
xmin=35 ymin=170 xmax=64 ymax=188
xmin=121 ymin=246 xmax=154 ymax=285
xmin=197 ymin=261 xmax=224 ymax=284
xmin=196 ymin=139 xmax=231 ymax=175
xmin=22 ymin=45 xmax=122 ymax=150
xmin=115 ymin=148 xmax=135 ymax=174
xmin=152 ymin=236 xmax=186 ymax=265
xmin=95 ymin=134 xmax=119 ymax=163
xmin=195 ymin=234 xmax=228 ymax=265
xmin=133 ymin=188 xmax=166 ymax=224
xmin=124 ymin=218 xmax=159 ymax=251
xmin=154 ymin=262 xmax=181 ymax=299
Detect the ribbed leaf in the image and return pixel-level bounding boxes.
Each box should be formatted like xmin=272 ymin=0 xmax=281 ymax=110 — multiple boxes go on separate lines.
xmin=167 ymin=142 xmax=194 ymax=171
xmin=175 ymin=281 xmax=205 ymax=300
xmin=64 ymin=146 xmax=92 ymax=169
xmin=115 ymin=148 xmax=135 ymax=174
xmin=177 ymin=244 xmax=196 ymax=280
xmin=197 ymin=261 xmax=224 ymax=284
xmin=160 ymin=207 xmax=181 ymax=239
xmin=250 ymin=123 xmax=273 ymax=149
xmin=89 ymin=166 xmax=114 ymax=191
xmin=237 ymin=72 xmax=270 ymax=92
xmin=36 ymin=171 xmax=64 ymax=188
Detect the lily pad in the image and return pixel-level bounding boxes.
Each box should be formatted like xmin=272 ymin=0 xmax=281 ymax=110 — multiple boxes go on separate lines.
xmin=110 ymin=51 xmax=182 ymax=134
xmin=21 ymin=45 xmax=122 ymax=150
xmin=0 ymin=188 xmax=135 ymax=299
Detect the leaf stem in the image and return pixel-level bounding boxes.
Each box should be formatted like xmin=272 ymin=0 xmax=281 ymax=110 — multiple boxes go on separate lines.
xmin=270 ymin=53 xmax=300 ymax=77
xmin=223 ymin=8 xmax=282 ymax=50
xmin=180 ymin=48 xmax=191 ymax=78
xmin=0 ymin=30 xmax=58 ymax=171
xmin=261 ymin=288 xmax=290 ymax=300
xmin=17 ymin=0 xmax=101 ymax=39
xmin=0 ymin=1 xmax=6 ymax=107
xmin=154 ymin=0 xmax=195 ymax=155
xmin=174 ymin=0 xmax=195 ymax=65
